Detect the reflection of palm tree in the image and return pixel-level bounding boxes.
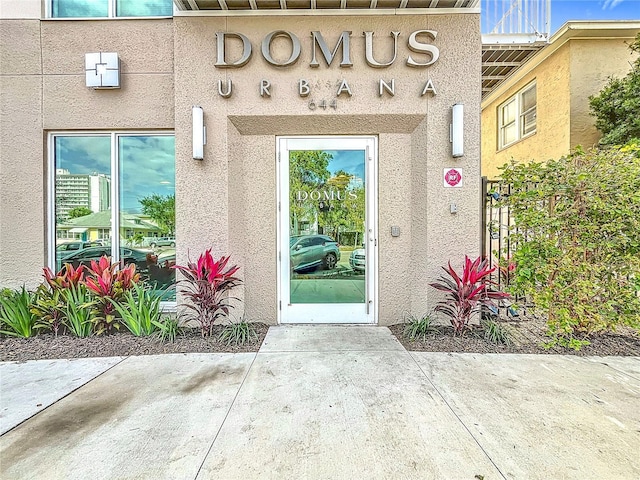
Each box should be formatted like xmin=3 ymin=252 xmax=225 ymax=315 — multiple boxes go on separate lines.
xmin=290 ymin=151 xmax=332 ymax=235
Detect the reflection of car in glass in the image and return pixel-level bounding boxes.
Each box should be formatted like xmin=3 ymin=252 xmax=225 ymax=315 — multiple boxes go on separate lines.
xmin=60 ymin=246 xmax=149 ymax=272
xmin=149 ymin=237 xmax=175 ymax=248
xmin=349 ymin=247 xmax=366 ymax=272
xmin=56 ymin=241 xmax=103 ymax=262
xmin=290 ymin=235 xmax=340 ymax=272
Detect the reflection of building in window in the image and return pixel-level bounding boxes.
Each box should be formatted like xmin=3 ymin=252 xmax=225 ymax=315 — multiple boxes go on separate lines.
xmin=55 ymin=169 xmax=110 ymax=221
xmin=349 ymin=175 xmax=364 ymax=189
xmin=56 ymin=210 xmax=161 ymax=243
xmin=498 ymin=81 xmax=536 ymax=150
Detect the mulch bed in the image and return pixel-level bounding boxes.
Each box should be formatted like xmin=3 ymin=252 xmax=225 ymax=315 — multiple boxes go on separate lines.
xmin=389 ymin=313 xmax=640 ymax=356
xmin=2 ymin=315 xmax=639 ymax=362
xmin=0 ymin=323 xmax=270 ymax=362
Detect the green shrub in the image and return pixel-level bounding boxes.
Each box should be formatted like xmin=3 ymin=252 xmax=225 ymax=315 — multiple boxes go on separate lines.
xmin=499 ymin=145 xmax=640 ymax=348
xmin=481 ymin=319 xmax=512 ymax=346
xmin=110 ymin=282 xmax=161 ymax=336
xmin=219 ymin=318 xmax=256 ymax=346
xmin=62 ymin=284 xmax=94 ymax=338
xmin=403 ymin=312 xmax=440 ymax=340
xmin=0 ymin=287 xmax=38 ymax=338
xmin=152 ymin=315 xmax=182 ymax=343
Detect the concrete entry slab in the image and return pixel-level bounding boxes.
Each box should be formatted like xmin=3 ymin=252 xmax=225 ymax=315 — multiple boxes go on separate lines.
xmin=0 ymin=357 xmax=123 ymax=435
xmin=587 ymin=355 xmax=640 ymax=381
xmin=260 ymin=325 xmax=405 ymax=352
xmin=0 ymin=353 xmax=256 ymax=480
xmin=197 ymin=350 xmax=502 ymax=479
xmin=411 ymin=353 xmax=640 ymax=479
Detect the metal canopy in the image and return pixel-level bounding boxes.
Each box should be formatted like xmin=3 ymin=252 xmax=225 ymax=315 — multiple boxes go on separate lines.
xmin=174 ymin=0 xmax=480 ymax=9
xmin=481 ymin=41 xmax=545 ymax=97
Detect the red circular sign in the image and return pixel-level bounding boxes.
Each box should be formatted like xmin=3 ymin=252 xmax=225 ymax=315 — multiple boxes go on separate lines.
xmin=445 ymin=169 xmax=462 ymax=186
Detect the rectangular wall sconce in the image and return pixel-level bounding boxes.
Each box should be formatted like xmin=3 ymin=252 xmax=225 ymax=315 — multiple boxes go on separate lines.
xmin=192 ymin=106 xmax=205 ymax=160
xmin=85 ymin=52 xmax=120 ymax=89
xmin=450 ymin=103 xmax=464 ymax=158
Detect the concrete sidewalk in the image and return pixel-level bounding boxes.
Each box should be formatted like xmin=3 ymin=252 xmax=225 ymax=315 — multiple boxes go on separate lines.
xmin=1 ymin=326 xmax=639 ymax=479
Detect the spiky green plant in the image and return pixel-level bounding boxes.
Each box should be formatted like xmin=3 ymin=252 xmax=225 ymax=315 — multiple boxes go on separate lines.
xmin=0 ymin=287 xmax=38 ymax=338
xmin=152 ymin=315 xmax=182 ymax=343
xmin=63 ymin=284 xmax=95 ymax=337
xmin=219 ymin=318 xmax=256 ymax=346
xmin=403 ymin=312 xmax=440 ymax=340
xmin=109 ymin=282 xmax=161 ymax=336
xmin=481 ymin=319 xmax=512 ymax=346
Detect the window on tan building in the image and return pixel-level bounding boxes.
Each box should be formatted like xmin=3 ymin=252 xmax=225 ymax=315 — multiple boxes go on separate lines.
xmin=50 ymin=0 xmax=173 ymax=18
xmin=50 ymin=133 xmax=176 ymax=301
xmin=498 ymin=81 xmax=537 ymax=150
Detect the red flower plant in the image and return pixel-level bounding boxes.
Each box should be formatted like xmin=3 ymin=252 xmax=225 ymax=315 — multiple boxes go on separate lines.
xmin=173 ymin=249 xmax=241 ymax=337
xmin=85 ymin=256 xmax=140 ymax=334
xmin=429 ymin=256 xmax=511 ymax=335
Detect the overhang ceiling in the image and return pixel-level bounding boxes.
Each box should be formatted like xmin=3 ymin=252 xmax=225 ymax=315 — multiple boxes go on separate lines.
xmin=174 ymin=0 xmax=480 ymax=10
xmin=481 ymin=41 xmax=545 ymax=98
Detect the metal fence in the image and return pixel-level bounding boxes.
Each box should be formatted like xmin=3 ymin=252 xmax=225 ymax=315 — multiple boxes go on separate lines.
xmin=482 ymin=177 xmax=511 ymax=289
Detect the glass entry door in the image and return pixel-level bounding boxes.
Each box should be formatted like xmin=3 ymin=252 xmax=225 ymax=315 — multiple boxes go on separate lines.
xmin=277 ymin=137 xmax=377 ymax=324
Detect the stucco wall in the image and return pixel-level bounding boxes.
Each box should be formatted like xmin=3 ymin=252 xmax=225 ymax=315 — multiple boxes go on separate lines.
xmin=0 ymin=19 xmax=44 ymax=288
xmin=174 ymin=13 xmax=481 ymax=325
xmin=481 ymin=43 xmax=571 ymax=179
xmin=0 ymin=18 xmax=174 ymax=288
xmin=0 ymin=0 xmax=41 ymax=19
xmin=569 ymin=37 xmax=638 ymax=149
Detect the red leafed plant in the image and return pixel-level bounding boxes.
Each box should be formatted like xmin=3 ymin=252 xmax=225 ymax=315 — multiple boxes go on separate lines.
xmin=85 ymin=256 xmax=140 ymax=334
xmin=429 ymin=256 xmax=511 ymax=335
xmin=31 ymin=264 xmax=88 ymax=336
xmin=173 ymin=249 xmax=242 ymax=337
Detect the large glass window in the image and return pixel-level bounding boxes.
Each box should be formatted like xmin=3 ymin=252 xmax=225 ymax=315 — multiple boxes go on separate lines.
xmin=498 ymin=81 xmax=537 ymax=149
xmin=51 ymin=0 xmax=173 ymax=18
xmin=51 ymin=133 xmax=175 ymax=300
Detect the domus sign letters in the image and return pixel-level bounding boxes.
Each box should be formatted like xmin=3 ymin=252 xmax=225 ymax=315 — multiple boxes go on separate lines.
xmin=213 ymin=29 xmax=440 ymax=99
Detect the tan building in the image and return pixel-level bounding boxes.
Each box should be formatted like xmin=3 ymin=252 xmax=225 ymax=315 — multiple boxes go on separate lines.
xmin=481 ymin=21 xmax=640 ymax=179
xmin=1 ymin=0 xmax=482 ymax=325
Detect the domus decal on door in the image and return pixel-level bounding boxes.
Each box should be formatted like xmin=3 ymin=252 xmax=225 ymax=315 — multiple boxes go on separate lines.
xmin=277 ymin=137 xmax=378 ymax=324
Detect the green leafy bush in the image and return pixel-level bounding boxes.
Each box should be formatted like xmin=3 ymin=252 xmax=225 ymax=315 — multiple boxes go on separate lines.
xmin=110 ymin=282 xmax=161 ymax=336
xmin=219 ymin=318 xmax=256 ymax=346
xmin=499 ymin=145 xmax=640 ymax=348
xmin=481 ymin=319 xmax=512 ymax=346
xmin=589 ymin=33 xmax=640 ymax=146
xmin=0 ymin=287 xmax=38 ymax=338
xmin=152 ymin=315 xmax=182 ymax=343
xmin=403 ymin=312 xmax=440 ymax=340
xmin=62 ymin=284 xmax=94 ymax=337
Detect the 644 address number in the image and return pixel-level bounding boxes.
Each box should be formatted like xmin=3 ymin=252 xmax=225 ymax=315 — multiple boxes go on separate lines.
xmin=308 ymin=99 xmax=338 ymax=111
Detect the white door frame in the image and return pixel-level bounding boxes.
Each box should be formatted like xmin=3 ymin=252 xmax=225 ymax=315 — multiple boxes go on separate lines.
xmin=277 ymin=136 xmax=378 ymax=324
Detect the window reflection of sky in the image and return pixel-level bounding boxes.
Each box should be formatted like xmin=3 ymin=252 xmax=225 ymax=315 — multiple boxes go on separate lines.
xmin=52 ymin=0 xmax=173 ymax=17
xmin=325 ymin=150 xmax=365 ymax=181
xmin=119 ymin=136 xmax=175 ymax=213
xmin=55 ymin=136 xmax=175 ymax=214
xmin=52 ymin=0 xmax=108 ymax=17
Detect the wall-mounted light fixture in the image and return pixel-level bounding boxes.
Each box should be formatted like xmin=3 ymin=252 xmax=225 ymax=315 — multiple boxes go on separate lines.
xmin=450 ymin=103 xmax=464 ymax=158
xmin=192 ymin=106 xmax=205 ymax=160
xmin=85 ymin=52 xmax=120 ymax=89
